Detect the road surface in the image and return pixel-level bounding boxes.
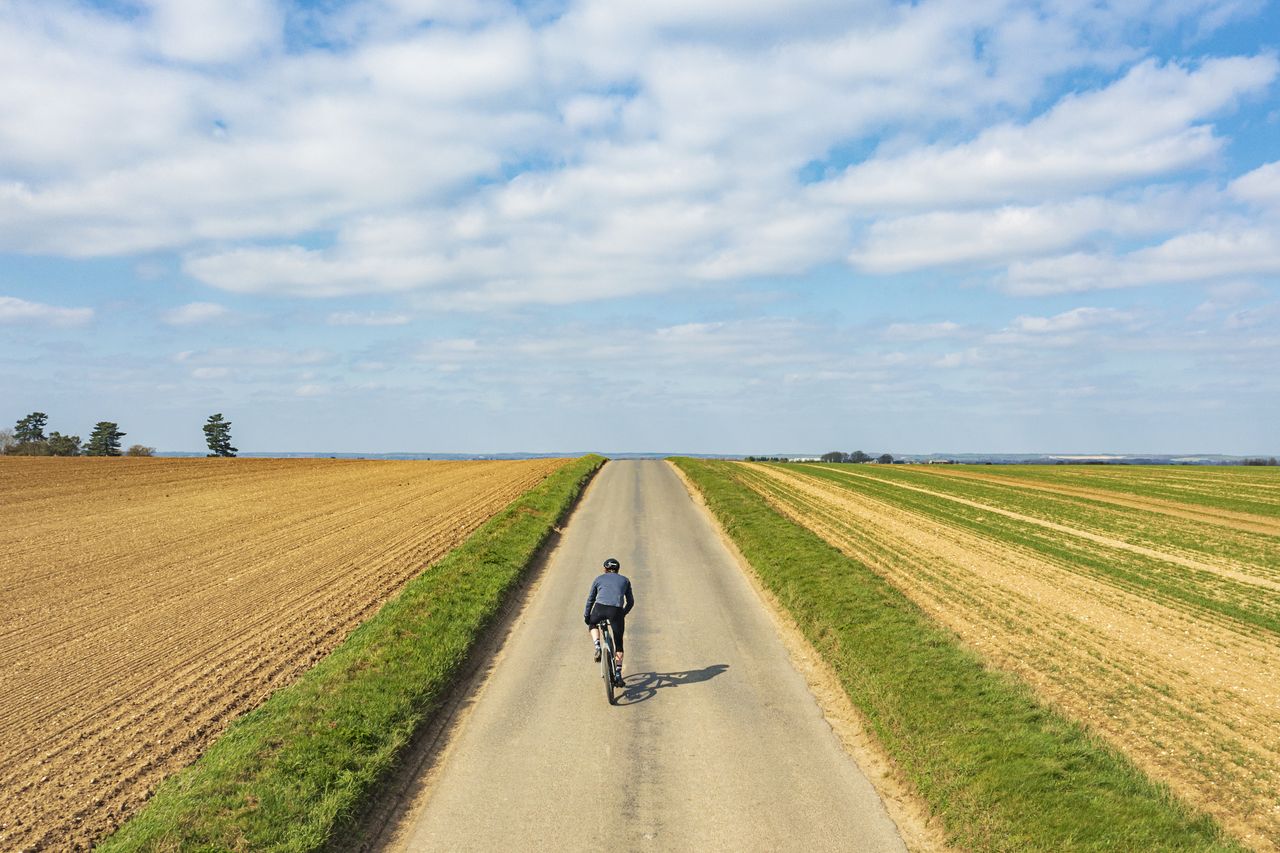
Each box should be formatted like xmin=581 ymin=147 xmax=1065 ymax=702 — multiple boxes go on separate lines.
xmin=385 ymin=460 xmax=907 ymax=852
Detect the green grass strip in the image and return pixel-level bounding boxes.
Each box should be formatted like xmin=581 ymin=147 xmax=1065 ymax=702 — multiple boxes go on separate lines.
xmin=673 ymin=457 xmax=1242 ymax=852
xmin=100 ymin=455 xmax=604 ymax=853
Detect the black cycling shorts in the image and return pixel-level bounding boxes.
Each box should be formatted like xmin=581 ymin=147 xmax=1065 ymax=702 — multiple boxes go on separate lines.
xmin=588 ymin=603 xmax=626 ymax=652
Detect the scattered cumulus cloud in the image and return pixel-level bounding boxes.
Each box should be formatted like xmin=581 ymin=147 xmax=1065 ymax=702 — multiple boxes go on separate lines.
xmin=1005 ymin=228 xmax=1280 ymax=294
xmin=985 ymin=306 xmax=1140 ymax=344
xmin=1231 ymin=160 xmax=1280 ymax=208
xmin=0 ymin=295 xmax=93 ymax=326
xmin=144 ymin=0 xmax=283 ymax=64
xmin=815 ymin=57 xmax=1278 ymax=212
xmin=849 ymin=190 xmax=1207 ymax=274
xmin=1 ymin=2 xmax=1274 ymax=306
xmin=883 ymin=321 xmax=965 ymax=341
xmin=1009 ymin=307 xmax=1137 ymax=334
xmin=327 ymin=310 xmax=412 ymax=326
xmin=162 ymin=301 xmax=229 ymax=325
xmin=175 ymin=347 xmax=331 ymax=366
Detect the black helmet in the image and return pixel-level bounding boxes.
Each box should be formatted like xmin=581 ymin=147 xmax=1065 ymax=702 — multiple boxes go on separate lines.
xmin=603 ymin=557 xmax=621 ymax=572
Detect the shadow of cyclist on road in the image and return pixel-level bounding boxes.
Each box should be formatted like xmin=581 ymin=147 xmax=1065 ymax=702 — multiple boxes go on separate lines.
xmin=616 ymin=664 xmax=729 ymax=705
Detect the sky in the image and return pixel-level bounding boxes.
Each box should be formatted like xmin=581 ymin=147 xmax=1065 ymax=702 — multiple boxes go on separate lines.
xmin=1 ymin=0 xmax=1278 ymax=455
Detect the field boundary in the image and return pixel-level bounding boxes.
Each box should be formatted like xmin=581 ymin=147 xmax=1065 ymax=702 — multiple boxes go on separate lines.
xmin=99 ymin=454 xmax=605 ymax=852
xmin=672 ymin=458 xmax=1243 ymax=852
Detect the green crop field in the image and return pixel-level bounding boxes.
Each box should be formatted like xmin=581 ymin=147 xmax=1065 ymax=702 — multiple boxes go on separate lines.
xmin=682 ymin=459 xmax=1279 ymax=852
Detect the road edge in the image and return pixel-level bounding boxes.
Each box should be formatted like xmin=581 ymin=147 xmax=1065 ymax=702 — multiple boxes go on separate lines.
xmin=667 ymin=459 xmax=953 ymax=853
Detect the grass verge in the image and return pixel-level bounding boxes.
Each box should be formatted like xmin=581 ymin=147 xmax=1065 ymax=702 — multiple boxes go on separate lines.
xmin=673 ymin=457 xmax=1243 ymax=852
xmin=100 ymin=454 xmax=604 ymax=852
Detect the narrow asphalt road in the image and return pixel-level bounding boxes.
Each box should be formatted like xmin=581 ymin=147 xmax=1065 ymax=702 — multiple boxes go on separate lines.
xmin=387 ymin=459 xmax=907 ymax=852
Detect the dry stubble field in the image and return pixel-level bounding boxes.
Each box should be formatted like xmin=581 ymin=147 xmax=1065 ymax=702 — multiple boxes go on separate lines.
xmin=738 ymin=462 xmax=1280 ymax=851
xmin=0 ymin=456 xmax=569 ymax=851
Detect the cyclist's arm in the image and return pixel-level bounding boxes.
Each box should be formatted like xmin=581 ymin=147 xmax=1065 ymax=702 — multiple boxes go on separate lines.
xmin=622 ymin=578 xmax=634 ymax=615
xmin=584 ymin=579 xmax=600 ymax=622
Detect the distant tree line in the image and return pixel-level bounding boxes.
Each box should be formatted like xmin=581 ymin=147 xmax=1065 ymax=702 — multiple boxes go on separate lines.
xmin=0 ymin=412 xmax=142 ymax=457
xmin=742 ymin=451 xmax=897 ymax=464
xmin=820 ymin=450 xmax=895 ymax=464
xmin=1 ymin=412 xmax=237 ymax=458
xmin=1243 ymin=457 xmax=1278 ymax=466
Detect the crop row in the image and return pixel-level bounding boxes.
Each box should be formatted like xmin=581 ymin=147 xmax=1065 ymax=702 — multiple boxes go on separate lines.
xmin=736 ymin=462 xmax=1280 ymax=850
xmin=784 ymin=464 xmax=1280 ymax=636
xmin=947 ymin=464 xmax=1280 ymax=518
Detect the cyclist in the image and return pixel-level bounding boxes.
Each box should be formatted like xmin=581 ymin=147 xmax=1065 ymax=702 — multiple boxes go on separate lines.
xmin=584 ymin=557 xmax=635 ymax=680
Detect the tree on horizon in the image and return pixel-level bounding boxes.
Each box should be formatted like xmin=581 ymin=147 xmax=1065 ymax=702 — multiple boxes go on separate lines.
xmin=85 ymin=422 xmax=125 ymax=456
xmin=48 ymin=432 xmax=82 ymax=456
xmin=204 ymin=414 xmax=237 ymax=457
xmin=14 ymin=412 xmax=48 ymax=445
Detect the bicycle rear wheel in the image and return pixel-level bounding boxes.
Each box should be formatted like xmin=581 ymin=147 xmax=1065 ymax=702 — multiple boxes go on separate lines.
xmin=601 ymin=622 xmax=617 ymax=705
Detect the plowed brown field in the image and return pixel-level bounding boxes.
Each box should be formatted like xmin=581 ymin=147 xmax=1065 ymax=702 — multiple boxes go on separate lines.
xmin=0 ymin=456 xmax=569 ymax=851
xmin=738 ymin=462 xmax=1280 ymax=852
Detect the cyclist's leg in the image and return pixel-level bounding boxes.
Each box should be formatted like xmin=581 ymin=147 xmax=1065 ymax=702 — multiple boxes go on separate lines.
xmin=588 ymin=604 xmax=603 ymax=652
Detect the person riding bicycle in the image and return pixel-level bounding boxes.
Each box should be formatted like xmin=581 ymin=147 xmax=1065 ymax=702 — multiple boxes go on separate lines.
xmin=585 ymin=557 xmax=635 ymax=680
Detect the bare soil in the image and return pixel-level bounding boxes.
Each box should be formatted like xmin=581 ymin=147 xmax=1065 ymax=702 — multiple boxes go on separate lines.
xmin=0 ymin=457 xmax=567 ymax=852
xmin=741 ymin=462 xmax=1280 ymax=851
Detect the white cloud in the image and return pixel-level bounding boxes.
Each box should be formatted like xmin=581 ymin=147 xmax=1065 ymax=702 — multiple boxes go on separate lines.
xmin=175 ymin=347 xmax=332 ymax=367
xmin=849 ymin=190 xmax=1205 ymax=273
xmin=295 ymin=384 xmax=330 ymax=397
xmin=357 ymin=24 xmax=537 ymax=102
xmin=1005 ymin=227 xmax=1280 ymax=294
xmin=816 ymin=56 xmax=1278 ymax=211
xmin=162 ymin=301 xmax=229 ymax=325
xmin=0 ymin=295 xmax=93 ymax=326
xmin=934 ymin=348 xmax=988 ymax=368
xmin=1009 ymin=307 xmax=1136 ymax=334
xmin=144 ymin=0 xmax=282 ymax=64
xmin=982 ymin=306 xmax=1141 ymax=347
xmin=191 ymin=366 xmax=230 ymax=379
xmin=884 ymin=321 xmax=964 ymax=341
xmin=1231 ymin=160 xmax=1280 ymax=208
xmin=327 ymin=310 xmax=412 ymax=326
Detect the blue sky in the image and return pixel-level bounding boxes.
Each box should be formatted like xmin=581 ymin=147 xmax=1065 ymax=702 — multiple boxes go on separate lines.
xmin=1 ymin=0 xmax=1278 ymax=454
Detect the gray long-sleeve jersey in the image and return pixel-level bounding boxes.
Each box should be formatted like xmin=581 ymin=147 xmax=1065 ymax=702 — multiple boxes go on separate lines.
xmin=584 ymin=572 xmax=634 ymax=620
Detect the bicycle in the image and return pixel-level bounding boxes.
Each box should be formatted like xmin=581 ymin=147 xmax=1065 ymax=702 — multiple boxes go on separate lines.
xmin=598 ymin=618 xmax=622 ymax=705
